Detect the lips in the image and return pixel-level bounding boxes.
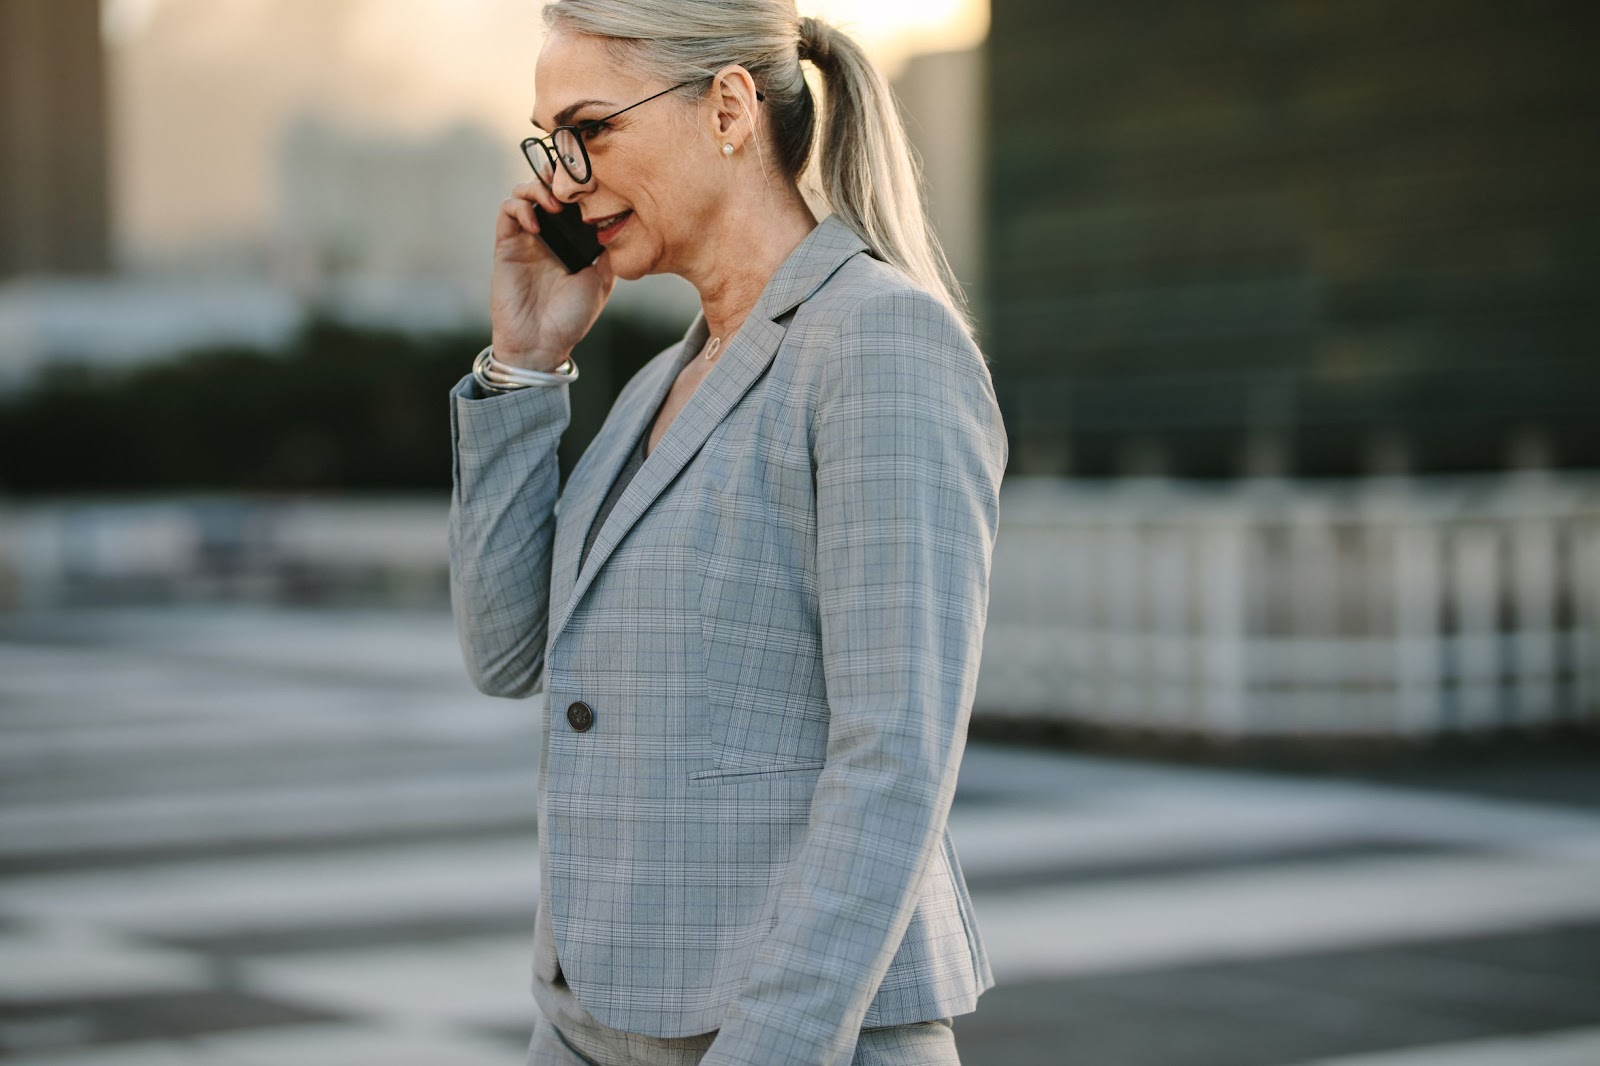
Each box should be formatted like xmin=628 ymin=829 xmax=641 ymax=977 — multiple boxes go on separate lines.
xmin=585 ymin=210 xmax=631 ymax=231
xmin=588 ymin=209 xmax=632 ymax=246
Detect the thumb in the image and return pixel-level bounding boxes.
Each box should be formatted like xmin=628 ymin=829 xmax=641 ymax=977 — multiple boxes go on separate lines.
xmin=593 ymin=249 xmax=617 ymax=294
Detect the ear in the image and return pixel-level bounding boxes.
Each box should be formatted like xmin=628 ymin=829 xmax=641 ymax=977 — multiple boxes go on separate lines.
xmin=706 ymin=64 xmax=761 ymax=151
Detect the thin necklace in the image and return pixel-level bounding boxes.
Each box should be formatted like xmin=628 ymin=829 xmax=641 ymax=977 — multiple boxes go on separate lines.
xmin=701 ymin=336 xmax=722 ymax=362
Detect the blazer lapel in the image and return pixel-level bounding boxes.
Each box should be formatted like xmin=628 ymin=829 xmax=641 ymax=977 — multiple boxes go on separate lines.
xmin=548 ymin=215 xmax=870 ymax=649
xmin=546 ymin=323 xmax=692 ymax=641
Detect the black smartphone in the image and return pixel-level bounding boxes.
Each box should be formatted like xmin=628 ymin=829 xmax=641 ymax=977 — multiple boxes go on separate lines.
xmin=535 ymin=203 xmax=603 ymax=274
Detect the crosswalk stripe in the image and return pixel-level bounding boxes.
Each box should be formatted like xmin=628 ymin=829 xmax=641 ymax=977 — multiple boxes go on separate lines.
xmin=0 ymin=774 xmax=539 ymax=858
xmin=0 ymin=839 xmax=538 ymax=937
xmin=973 ymin=846 xmax=1600 ymax=982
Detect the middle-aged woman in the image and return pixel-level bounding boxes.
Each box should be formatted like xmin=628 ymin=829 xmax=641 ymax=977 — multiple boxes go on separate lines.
xmin=446 ymin=2 xmax=1008 ymax=1063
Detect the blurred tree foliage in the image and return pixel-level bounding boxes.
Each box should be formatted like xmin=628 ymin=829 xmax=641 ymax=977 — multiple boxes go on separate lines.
xmin=0 ymin=315 xmax=683 ymax=496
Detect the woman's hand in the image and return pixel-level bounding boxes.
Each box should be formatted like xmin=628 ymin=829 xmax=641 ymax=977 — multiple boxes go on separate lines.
xmin=490 ymin=180 xmax=616 ymax=372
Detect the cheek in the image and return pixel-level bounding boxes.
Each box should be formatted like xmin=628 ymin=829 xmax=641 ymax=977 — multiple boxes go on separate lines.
xmin=648 ymin=157 xmax=720 ymax=227
xmin=627 ymin=171 xmax=692 ymax=239
xmin=603 ymin=134 xmax=719 ymax=258
xmin=601 ymin=148 xmax=662 ymax=210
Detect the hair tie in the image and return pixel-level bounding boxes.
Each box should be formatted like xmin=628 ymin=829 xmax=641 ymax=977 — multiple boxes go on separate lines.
xmin=797 ymin=15 xmax=832 ymax=64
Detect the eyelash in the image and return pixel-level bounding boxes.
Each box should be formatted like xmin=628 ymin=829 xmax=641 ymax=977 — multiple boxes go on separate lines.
xmin=577 ymin=121 xmax=611 ymax=141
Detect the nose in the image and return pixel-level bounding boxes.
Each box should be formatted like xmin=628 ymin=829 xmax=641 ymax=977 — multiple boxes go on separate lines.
xmin=549 ymin=165 xmax=592 ymax=204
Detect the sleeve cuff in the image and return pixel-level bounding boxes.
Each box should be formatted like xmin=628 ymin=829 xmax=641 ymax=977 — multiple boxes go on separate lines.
xmin=449 ymin=371 xmax=571 ymax=457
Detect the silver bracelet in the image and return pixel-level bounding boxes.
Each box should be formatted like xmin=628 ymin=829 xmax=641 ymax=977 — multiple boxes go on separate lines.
xmin=472 ymin=344 xmax=579 ymax=392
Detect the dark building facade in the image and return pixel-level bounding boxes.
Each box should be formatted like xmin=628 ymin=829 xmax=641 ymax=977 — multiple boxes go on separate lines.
xmin=986 ymin=0 xmax=1600 ymax=478
xmin=0 ymin=0 xmax=111 ymax=277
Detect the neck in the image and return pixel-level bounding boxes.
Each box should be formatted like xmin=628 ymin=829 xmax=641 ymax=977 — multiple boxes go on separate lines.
xmin=678 ymin=184 xmax=818 ymax=344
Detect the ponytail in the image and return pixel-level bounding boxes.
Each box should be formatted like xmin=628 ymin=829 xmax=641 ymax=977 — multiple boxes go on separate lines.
xmin=795 ymin=17 xmax=971 ymax=334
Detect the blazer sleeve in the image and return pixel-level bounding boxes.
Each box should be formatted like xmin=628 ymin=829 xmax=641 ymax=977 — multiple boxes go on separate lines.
xmin=446 ymin=371 xmax=571 ymax=698
xmin=702 ymin=289 xmax=1008 ymax=1066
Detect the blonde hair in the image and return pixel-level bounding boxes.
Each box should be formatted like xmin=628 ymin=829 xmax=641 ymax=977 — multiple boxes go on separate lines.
xmin=541 ymin=0 xmax=972 ymax=334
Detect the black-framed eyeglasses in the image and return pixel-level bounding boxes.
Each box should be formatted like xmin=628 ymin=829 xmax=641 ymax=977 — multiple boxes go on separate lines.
xmin=522 ymin=80 xmax=691 ymax=187
xmin=521 ymin=79 xmax=765 ymax=187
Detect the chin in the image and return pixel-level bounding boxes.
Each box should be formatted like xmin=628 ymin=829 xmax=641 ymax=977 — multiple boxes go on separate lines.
xmin=607 ymin=254 xmax=649 ymax=282
xmin=604 ymin=241 xmax=663 ymax=283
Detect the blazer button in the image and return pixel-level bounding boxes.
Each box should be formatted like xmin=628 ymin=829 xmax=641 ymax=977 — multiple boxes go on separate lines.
xmin=565 ymin=700 xmax=594 ymax=732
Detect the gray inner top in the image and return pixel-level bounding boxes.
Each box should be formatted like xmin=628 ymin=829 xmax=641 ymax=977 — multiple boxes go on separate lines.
xmin=577 ymin=326 xmax=706 ymax=574
xmin=579 ymin=424 xmax=649 ymax=574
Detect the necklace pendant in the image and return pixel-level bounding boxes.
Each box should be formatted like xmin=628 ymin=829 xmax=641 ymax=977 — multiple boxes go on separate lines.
xmin=702 ymin=336 xmax=722 ymax=362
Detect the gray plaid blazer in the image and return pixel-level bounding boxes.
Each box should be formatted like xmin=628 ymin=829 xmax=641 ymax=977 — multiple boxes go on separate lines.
xmin=447 ymin=215 xmax=1005 ymax=1065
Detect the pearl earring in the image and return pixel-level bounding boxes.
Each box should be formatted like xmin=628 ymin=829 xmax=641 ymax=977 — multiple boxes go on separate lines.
xmin=722 ymin=143 xmax=734 ymax=156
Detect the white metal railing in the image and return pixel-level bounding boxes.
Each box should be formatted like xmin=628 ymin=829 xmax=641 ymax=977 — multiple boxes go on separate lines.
xmin=978 ymin=475 xmax=1600 ymax=738
xmin=5 ymin=476 xmax=1598 ymax=738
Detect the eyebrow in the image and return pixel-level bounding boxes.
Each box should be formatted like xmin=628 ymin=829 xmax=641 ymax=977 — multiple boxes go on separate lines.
xmin=531 ymin=98 xmax=616 ymax=130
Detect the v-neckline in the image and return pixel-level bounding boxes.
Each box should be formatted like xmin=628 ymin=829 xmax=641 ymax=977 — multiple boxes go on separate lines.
xmin=641 ymin=314 xmax=730 ymax=463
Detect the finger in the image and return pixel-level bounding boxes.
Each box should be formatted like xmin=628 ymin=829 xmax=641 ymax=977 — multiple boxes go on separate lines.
xmin=513 ymin=197 xmax=540 ymax=237
xmin=496 ymin=197 xmax=538 ymax=241
xmin=499 ymin=193 xmax=553 ymax=242
xmin=511 ymin=178 xmax=564 ymax=215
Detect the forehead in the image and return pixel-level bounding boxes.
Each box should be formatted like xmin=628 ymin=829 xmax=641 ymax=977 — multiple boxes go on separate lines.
xmin=531 ymin=29 xmax=648 ymax=128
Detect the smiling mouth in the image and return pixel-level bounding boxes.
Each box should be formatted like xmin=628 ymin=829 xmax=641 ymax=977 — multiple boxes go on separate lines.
xmin=587 ymin=210 xmax=632 ymax=233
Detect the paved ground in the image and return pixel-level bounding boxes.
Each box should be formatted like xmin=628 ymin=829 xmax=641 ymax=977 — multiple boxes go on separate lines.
xmin=2 ymin=605 xmax=1599 ymax=1065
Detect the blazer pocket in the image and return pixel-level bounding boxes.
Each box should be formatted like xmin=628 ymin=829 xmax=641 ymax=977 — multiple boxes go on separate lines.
xmin=687 ymin=761 xmax=825 ymax=786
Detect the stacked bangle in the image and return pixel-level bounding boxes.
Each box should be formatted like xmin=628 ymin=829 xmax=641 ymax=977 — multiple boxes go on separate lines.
xmin=472 ymin=344 xmax=579 ymax=392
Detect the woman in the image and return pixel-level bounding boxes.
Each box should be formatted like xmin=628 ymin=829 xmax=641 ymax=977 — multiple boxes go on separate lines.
xmin=447 ymin=2 xmax=1007 ymax=1063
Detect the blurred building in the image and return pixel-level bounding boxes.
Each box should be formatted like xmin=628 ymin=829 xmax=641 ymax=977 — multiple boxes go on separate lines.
xmin=987 ymin=0 xmax=1600 ymax=479
xmin=275 ymin=113 xmax=701 ymax=327
xmin=274 ymin=116 xmax=511 ymax=321
xmin=0 ymin=0 xmax=111 ymax=278
xmin=894 ymin=48 xmax=985 ymax=317
xmin=0 ymin=112 xmax=696 ymax=397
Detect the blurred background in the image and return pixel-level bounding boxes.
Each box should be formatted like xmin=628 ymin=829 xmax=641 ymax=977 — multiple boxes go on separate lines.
xmin=2 ymin=1 xmax=1598 ymax=1063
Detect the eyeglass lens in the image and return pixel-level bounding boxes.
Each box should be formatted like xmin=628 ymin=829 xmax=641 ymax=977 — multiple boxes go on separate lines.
xmin=524 ymin=129 xmax=588 ymax=185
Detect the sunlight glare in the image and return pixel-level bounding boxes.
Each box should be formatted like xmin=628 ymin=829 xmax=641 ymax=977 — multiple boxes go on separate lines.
xmin=101 ymin=0 xmax=167 ymax=43
xmin=798 ymin=0 xmax=988 ymax=76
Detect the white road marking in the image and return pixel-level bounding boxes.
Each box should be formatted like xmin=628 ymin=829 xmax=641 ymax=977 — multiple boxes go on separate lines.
xmin=972 ymin=845 xmax=1600 ymax=982
xmin=0 ymin=840 xmax=538 ymax=936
